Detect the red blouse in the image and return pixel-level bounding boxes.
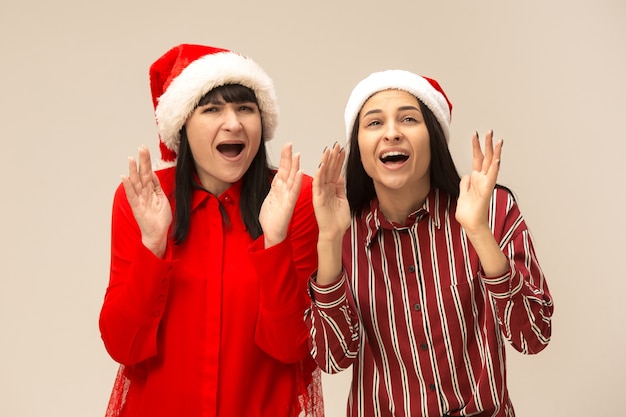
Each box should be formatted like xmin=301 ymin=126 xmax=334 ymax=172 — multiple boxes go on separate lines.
xmin=99 ymin=166 xmax=323 ymax=417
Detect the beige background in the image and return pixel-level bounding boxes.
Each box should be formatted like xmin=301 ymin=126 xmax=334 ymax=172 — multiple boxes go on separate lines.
xmin=1 ymin=0 xmax=624 ymax=416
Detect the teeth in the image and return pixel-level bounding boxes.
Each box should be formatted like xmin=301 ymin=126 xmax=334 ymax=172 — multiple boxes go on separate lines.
xmin=381 ymin=151 xmax=408 ymax=158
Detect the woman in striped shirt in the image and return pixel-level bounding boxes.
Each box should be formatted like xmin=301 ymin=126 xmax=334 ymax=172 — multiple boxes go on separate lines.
xmin=306 ymin=70 xmax=553 ymax=417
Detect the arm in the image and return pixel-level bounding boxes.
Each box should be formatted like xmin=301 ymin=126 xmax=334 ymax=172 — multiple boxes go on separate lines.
xmin=99 ymin=148 xmax=175 ymax=365
xmin=99 ymin=181 xmax=176 ymax=365
xmin=305 ymin=144 xmax=360 ymax=372
xmin=250 ymin=175 xmax=319 ymax=363
xmin=251 ymin=143 xmax=319 ymax=363
xmin=306 ymin=271 xmax=361 ymax=373
xmin=456 ymin=131 xmax=553 ymax=354
xmin=481 ymin=189 xmax=553 ymax=354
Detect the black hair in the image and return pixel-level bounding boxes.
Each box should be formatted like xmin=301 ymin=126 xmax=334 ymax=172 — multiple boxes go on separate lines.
xmin=172 ymin=84 xmax=272 ymax=244
xmin=345 ymin=98 xmax=461 ymax=216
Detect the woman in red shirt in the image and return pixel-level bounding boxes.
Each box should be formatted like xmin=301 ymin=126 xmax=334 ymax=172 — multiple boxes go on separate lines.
xmin=99 ymin=44 xmax=323 ymax=417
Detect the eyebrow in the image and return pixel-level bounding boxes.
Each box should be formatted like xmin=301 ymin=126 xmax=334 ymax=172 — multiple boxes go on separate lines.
xmin=362 ymin=105 xmax=421 ymax=118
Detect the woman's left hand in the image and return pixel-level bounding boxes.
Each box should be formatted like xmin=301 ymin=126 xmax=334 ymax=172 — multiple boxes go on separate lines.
xmin=455 ymin=130 xmax=503 ymax=234
xmin=260 ymin=143 xmax=303 ymax=248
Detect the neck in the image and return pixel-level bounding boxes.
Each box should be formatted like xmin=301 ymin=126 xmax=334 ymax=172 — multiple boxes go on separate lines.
xmin=375 ymin=184 xmax=430 ymax=225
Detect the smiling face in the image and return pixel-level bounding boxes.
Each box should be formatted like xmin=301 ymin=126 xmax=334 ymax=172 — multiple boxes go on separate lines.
xmin=184 ymin=87 xmax=263 ymax=195
xmin=357 ymin=89 xmax=432 ymax=210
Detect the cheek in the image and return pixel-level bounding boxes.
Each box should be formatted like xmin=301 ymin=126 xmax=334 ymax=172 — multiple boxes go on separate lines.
xmin=245 ymin=115 xmax=263 ymax=141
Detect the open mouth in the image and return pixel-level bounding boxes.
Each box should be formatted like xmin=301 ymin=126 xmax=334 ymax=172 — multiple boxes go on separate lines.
xmin=217 ymin=143 xmax=245 ymax=157
xmin=380 ymin=151 xmax=409 ymax=164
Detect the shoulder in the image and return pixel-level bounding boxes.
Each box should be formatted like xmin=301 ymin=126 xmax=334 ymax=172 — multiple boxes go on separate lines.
xmin=494 ymin=184 xmax=517 ymax=202
xmin=155 ymin=166 xmax=176 ymax=195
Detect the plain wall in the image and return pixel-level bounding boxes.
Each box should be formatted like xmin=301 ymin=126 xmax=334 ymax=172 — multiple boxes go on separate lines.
xmin=1 ymin=0 xmax=624 ymax=416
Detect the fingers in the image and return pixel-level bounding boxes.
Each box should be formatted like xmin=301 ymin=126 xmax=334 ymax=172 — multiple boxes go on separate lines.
xmin=471 ymin=132 xmax=483 ymax=172
xmin=125 ymin=146 xmax=156 ymax=203
xmin=152 ymin=171 xmax=164 ymax=195
xmin=315 ymin=143 xmax=344 ymax=187
xmin=138 ymin=146 xmax=154 ymax=187
xmin=481 ymin=130 xmax=494 ymax=173
xmin=127 ymin=156 xmax=143 ymax=197
xmin=329 ymin=143 xmax=345 ymax=183
xmin=315 ymin=145 xmax=331 ymax=186
xmin=289 ymin=152 xmax=303 ymax=192
xmin=121 ymin=174 xmax=139 ymax=207
xmin=277 ymin=142 xmax=293 ymax=179
xmin=487 ymin=138 xmax=503 ymax=182
xmin=472 ymin=130 xmax=503 ymax=174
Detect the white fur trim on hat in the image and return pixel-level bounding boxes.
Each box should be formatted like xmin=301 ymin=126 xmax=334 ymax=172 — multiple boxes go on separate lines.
xmin=344 ymin=70 xmax=451 ymax=142
xmin=155 ymin=51 xmax=278 ymax=156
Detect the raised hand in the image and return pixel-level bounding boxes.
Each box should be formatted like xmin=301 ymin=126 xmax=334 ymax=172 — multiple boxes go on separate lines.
xmin=259 ymin=143 xmax=304 ymax=248
xmin=121 ymin=146 xmax=172 ymax=257
xmin=455 ymin=130 xmax=503 ymax=234
xmin=312 ymin=143 xmax=350 ymax=285
xmin=313 ymin=143 xmax=350 ymax=241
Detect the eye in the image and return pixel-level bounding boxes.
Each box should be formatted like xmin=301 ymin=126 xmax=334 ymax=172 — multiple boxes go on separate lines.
xmin=201 ymin=105 xmax=219 ymax=113
xmin=366 ymin=119 xmax=381 ymax=127
xmin=238 ymin=103 xmax=258 ymax=112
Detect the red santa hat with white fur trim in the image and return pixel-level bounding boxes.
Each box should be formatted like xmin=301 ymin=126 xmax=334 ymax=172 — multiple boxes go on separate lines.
xmin=344 ymin=69 xmax=453 ymax=142
xmin=149 ymin=44 xmax=279 ymax=165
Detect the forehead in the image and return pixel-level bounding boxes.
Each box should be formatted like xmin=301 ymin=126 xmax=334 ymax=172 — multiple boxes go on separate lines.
xmin=361 ymin=89 xmax=420 ymax=112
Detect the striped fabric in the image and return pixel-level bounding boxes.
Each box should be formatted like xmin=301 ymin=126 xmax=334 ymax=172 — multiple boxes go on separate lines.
xmin=306 ymin=187 xmax=553 ymax=417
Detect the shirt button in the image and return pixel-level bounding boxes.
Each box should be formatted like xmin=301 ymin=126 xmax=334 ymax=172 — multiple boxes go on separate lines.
xmin=413 ymin=303 xmax=421 ymax=311
xmin=408 ymin=265 xmax=415 ymax=273
xmin=157 ymin=294 xmax=165 ymax=302
xmin=161 ymin=278 xmax=168 ymax=285
xmin=421 ymin=343 xmax=428 ymax=350
xmin=429 ymin=383 xmax=436 ymax=391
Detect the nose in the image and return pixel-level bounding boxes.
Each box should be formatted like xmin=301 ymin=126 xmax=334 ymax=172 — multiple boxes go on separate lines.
xmin=222 ymin=107 xmax=242 ymax=131
xmin=384 ymin=121 xmax=401 ymax=141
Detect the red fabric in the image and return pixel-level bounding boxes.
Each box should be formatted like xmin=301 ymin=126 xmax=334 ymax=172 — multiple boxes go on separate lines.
xmin=149 ymin=44 xmax=230 ymax=163
xmin=422 ymin=76 xmax=453 ymax=117
xmin=100 ymin=166 xmax=324 ymax=417
xmin=149 ymin=44 xmax=229 ymax=110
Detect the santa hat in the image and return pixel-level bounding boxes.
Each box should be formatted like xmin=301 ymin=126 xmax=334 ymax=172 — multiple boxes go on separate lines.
xmin=149 ymin=43 xmax=279 ymax=164
xmin=344 ymin=69 xmax=453 ymax=142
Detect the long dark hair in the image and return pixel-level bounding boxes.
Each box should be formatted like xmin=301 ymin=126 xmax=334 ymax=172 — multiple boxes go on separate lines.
xmin=345 ymin=98 xmax=461 ymax=215
xmin=172 ymin=84 xmax=273 ymax=244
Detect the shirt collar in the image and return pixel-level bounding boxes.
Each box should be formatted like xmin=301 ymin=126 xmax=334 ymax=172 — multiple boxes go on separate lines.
xmin=190 ymin=175 xmax=243 ymax=211
xmin=363 ymin=188 xmax=446 ymax=247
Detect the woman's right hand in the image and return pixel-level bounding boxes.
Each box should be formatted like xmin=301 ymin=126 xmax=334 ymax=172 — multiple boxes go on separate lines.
xmin=312 ymin=143 xmax=350 ymax=285
xmin=313 ymin=143 xmax=351 ymax=239
xmin=121 ymin=146 xmax=172 ymax=258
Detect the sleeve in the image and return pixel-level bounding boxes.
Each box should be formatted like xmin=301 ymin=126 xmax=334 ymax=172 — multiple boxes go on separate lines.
xmin=305 ymin=273 xmax=361 ymax=373
xmin=98 ymin=183 xmax=176 ymax=366
xmin=248 ymin=175 xmax=320 ymax=363
xmin=481 ymin=187 xmax=554 ymax=354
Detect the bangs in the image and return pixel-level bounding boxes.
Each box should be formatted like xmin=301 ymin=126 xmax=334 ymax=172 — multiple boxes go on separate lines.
xmin=198 ymin=84 xmax=258 ymax=106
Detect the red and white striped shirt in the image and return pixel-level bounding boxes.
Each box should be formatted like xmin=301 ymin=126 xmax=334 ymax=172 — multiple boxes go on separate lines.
xmin=306 ymin=187 xmax=553 ymax=417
